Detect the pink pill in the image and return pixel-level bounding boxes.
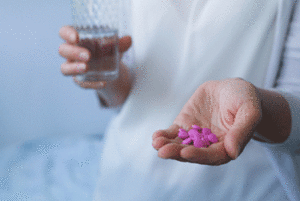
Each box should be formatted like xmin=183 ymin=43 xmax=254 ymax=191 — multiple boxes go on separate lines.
xmin=178 ymin=128 xmax=189 ymax=140
xmin=193 ymin=138 xmax=206 ymax=148
xmin=202 ymin=128 xmax=211 ymax=136
xmin=179 ymin=125 xmax=219 ymax=148
xmin=192 ymin=125 xmax=202 ymax=130
xmin=182 ymin=138 xmax=193 ymax=145
xmin=208 ymin=134 xmax=218 ymax=143
xmin=188 ymin=129 xmax=201 ymax=140
xmin=202 ymin=136 xmax=210 ymax=146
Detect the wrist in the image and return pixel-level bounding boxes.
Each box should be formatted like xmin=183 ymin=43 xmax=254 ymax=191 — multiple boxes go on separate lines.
xmin=96 ymin=62 xmax=134 ymax=108
xmin=254 ymin=88 xmax=291 ymax=143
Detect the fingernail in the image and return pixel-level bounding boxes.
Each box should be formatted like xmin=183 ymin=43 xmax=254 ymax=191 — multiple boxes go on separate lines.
xmin=79 ymin=52 xmax=89 ymax=61
xmin=76 ymin=63 xmax=86 ymax=73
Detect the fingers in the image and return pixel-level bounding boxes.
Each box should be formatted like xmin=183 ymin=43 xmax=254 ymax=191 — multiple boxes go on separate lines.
xmin=73 ymin=77 xmax=107 ymax=89
xmin=59 ymin=26 xmax=90 ymax=64
xmin=153 ymin=124 xmax=231 ymax=165
xmin=180 ymin=142 xmax=231 ymax=165
xmin=152 ymin=136 xmax=171 ymax=150
xmin=59 ymin=43 xmax=90 ymax=62
xmin=59 ymin=25 xmax=132 ymax=52
xmin=224 ymin=103 xmax=261 ymax=160
xmin=152 ymin=136 xmax=182 ymax=150
xmin=119 ymin=36 xmax=132 ymax=53
xmin=61 ymin=61 xmax=87 ymax=75
xmin=156 ymin=140 xmax=231 ymax=165
xmin=59 ymin=26 xmax=131 ymax=91
xmin=152 ymin=124 xmax=185 ymax=160
xmin=158 ymin=143 xmax=188 ymax=162
xmin=59 ymin=26 xmax=78 ymax=44
xmin=152 ymin=124 xmax=180 ymax=140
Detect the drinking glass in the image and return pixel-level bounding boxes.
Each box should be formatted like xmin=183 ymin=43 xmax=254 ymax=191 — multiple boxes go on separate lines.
xmin=70 ymin=0 xmax=120 ymax=81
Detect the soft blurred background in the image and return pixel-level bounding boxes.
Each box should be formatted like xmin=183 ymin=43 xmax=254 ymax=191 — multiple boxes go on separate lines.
xmin=0 ymin=0 xmax=117 ymax=200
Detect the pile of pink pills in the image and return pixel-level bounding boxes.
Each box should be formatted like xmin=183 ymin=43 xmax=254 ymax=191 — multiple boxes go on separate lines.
xmin=178 ymin=125 xmax=218 ymax=148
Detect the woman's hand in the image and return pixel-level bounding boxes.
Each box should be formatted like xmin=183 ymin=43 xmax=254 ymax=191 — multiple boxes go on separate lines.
xmin=58 ymin=25 xmax=132 ymax=89
xmin=152 ymin=78 xmax=262 ymax=165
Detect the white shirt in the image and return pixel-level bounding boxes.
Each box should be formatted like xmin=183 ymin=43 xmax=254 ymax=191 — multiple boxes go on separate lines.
xmin=94 ymin=0 xmax=290 ymax=200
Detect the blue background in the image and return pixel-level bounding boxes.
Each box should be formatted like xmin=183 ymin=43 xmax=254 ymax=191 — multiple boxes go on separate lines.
xmin=0 ymin=1 xmax=116 ymax=199
xmin=0 ymin=0 xmax=116 ymax=148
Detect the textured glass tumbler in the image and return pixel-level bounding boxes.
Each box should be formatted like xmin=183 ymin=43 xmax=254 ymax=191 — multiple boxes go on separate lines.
xmin=71 ymin=0 xmax=120 ymax=82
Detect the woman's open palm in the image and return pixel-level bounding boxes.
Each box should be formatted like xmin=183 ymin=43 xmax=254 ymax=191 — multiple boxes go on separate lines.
xmin=152 ymin=78 xmax=262 ymax=165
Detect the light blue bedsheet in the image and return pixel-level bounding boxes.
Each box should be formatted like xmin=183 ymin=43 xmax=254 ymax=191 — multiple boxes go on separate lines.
xmin=0 ymin=135 xmax=104 ymax=201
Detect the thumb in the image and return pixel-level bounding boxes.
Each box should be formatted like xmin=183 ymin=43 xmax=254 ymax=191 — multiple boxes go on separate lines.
xmin=224 ymin=103 xmax=261 ymax=160
xmin=119 ymin=36 xmax=132 ymax=53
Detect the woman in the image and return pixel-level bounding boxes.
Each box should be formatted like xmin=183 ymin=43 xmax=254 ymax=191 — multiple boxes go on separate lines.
xmin=59 ymin=0 xmax=300 ymax=200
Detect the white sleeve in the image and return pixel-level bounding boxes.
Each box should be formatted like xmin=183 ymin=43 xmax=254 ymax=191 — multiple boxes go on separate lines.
xmin=264 ymin=1 xmax=300 ymax=155
xmin=251 ymin=5 xmax=300 ymax=200
xmin=253 ymin=0 xmax=300 ymax=156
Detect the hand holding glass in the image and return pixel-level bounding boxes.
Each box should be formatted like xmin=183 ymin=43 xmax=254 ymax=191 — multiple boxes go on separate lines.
xmin=71 ymin=0 xmax=120 ymax=81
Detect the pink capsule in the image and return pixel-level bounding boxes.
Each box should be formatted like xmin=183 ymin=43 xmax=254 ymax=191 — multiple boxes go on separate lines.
xmin=182 ymin=138 xmax=193 ymax=145
xmin=208 ymin=134 xmax=218 ymax=143
xmin=178 ymin=128 xmax=189 ymax=140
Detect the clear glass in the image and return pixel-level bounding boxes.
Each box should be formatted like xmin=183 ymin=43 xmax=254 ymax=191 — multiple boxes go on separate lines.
xmin=70 ymin=0 xmax=120 ymax=81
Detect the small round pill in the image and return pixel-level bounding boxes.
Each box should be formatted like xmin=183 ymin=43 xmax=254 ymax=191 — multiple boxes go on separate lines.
xmin=194 ymin=138 xmax=205 ymax=148
xmin=202 ymin=136 xmax=210 ymax=146
xmin=192 ymin=125 xmax=202 ymax=130
xmin=202 ymin=128 xmax=211 ymax=136
xmin=178 ymin=129 xmax=189 ymax=140
xmin=188 ymin=129 xmax=201 ymax=140
xmin=182 ymin=138 xmax=193 ymax=145
xmin=178 ymin=125 xmax=218 ymax=148
xmin=208 ymin=134 xmax=218 ymax=143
